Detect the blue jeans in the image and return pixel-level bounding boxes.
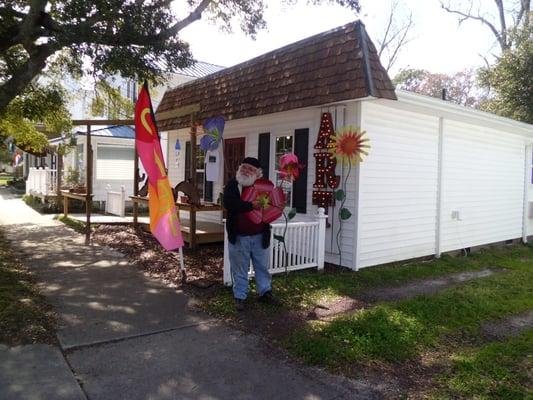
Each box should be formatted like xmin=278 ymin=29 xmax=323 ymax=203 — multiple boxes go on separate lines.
xmin=228 ymin=234 xmax=271 ymax=300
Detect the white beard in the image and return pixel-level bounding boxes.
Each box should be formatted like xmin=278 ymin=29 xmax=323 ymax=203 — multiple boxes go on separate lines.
xmin=236 ymin=171 xmax=256 ymax=187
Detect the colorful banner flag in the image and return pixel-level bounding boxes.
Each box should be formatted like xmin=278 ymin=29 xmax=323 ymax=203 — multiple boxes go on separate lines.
xmin=135 ymin=82 xmax=184 ymax=250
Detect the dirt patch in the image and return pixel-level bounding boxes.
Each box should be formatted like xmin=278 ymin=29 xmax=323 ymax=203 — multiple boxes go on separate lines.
xmin=92 ymin=225 xmax=224 ymax=289
xmin=360 ymin=268 xmax=499 ymax=303
xmin=232 ymin=306 xmax=309 ymax=344
xmin=481 ymin=310 xmax=533 ymax=340
xmin=307 ymin=297 xmax=367 ymax=320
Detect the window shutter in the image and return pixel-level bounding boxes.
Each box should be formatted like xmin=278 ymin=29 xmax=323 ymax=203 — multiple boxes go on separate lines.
xmin=204 ymin=179 xmax=213 ymax=202
xmin=185 ymin=141 xmax=191 ymax=181
xmin=258 ymin=132 xmax=270 ymax=180
xmin=293 ymin=128 xmax=309 ymax=213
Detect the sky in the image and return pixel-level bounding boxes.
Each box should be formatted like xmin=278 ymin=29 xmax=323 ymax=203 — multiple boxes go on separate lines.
xmin=177 ymin=0 xmax=500 ymax=77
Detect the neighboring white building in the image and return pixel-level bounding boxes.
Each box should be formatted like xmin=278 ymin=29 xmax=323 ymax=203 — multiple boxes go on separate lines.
xmin=156 ymin=21 xmax=533 ymax=269
xmin=24 ymin=61 xmax=225 ymax=202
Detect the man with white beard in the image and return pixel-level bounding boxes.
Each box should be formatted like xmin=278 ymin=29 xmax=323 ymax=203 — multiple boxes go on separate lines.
xmin=223 ymin=157 xmax=280 ymax=311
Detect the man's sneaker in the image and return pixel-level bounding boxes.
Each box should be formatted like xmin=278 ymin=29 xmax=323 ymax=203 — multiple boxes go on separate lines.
xmin=258 ymin=291 xmax=281 ymax=306
xmin=234 ymin=298 xmax=246 ymax=311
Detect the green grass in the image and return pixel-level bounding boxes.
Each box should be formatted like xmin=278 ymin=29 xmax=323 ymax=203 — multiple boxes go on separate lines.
xmin=57 ymin=215 xmax=90 ymax=234
xmin=431 ymin=331 xmax=533 ymax=399
xmin=0 ymin=231 xmax=56 ymax=345
xmin=207 ymin=246 xmax=498 ymax=317
xmin=206 ymin=243 xmax=533 ymax=398
xmin=287 ymin=245 xmax=533 ymax=365
xmin=0 ymin=175 xmax=13 ymax=186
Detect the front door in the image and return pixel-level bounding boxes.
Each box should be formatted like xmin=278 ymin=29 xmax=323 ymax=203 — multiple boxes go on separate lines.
xmin=224 ymin=137 xmax=245 ymax=184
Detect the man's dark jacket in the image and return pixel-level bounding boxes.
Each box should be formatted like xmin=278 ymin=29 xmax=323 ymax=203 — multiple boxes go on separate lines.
xmin=223 ymin=179 xmax=271 ymax=249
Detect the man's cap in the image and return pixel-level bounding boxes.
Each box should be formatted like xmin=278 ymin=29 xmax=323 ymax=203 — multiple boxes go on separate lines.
xmin=241 ymin=157 xmax=261 ymax=169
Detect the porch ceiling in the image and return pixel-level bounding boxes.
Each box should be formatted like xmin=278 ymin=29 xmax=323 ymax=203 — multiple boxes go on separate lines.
xmin=155 ymin=20 xmax=397 ymax=131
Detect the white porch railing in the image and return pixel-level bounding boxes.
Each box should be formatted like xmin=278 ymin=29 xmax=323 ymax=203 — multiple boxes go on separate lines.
xmin=25 ymin=167 xmax=57 ymax=197
xmin=223 ymin=208 xmax=327 ymax=286
xmin=105 ymin=185 xmax=126 ymax=217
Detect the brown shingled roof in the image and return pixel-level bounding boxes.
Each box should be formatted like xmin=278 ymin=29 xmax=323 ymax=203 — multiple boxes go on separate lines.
xmin=156 ymin=20 xmax=397 ymax=130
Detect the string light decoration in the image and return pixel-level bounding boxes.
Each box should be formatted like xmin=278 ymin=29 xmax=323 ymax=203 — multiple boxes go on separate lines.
xmin=312 ymin=112 xmax=340 ymax=208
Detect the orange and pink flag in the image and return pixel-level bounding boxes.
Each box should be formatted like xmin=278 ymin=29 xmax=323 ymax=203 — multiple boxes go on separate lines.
xmin=135 ymin=83 xmax=184 ymax=250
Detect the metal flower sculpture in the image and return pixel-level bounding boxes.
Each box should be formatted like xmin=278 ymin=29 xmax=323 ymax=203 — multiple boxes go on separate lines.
xmin=200 ymin=117 xmax=225 ymax=151
xmin=328 ymin=126 xmax=370 ymax=165
xmin=279 ymin=153 xmax=305 ymax=182
xmin=241 ymin=179 xmax=285 ymax=224
xmin=328 ymin=126 xmax=370 ymax=266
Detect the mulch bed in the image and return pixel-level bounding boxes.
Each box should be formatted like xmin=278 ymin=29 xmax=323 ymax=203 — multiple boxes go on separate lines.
xmin=92 ymin=225 xmax=224 ymax=291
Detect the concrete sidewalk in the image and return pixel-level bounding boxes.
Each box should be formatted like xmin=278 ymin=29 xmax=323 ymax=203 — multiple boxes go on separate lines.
xmin=0 ymin=188 xmax=382 ymax=400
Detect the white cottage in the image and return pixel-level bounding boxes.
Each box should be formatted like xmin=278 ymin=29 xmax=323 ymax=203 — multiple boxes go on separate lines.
xmin=156 ymin=20 xmax=533 ymax=270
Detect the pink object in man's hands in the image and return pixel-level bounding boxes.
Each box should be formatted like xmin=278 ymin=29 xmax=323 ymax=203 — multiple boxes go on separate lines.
xmin=241 ymin=179 xmax=285 ymax=224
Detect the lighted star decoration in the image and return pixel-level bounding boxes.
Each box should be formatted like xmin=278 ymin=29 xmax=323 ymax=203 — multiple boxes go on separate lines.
xmin=328 ymin=126 xmax=370 ymax=165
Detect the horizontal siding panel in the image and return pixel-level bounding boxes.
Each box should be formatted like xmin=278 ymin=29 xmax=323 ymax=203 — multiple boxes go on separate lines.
xmin=441 ymin=119 xmax=526 ymax=252
xmin=359 ymin=246 xmax=436 ymax=266
xmin=359 ymin=101 xmax=439 ymax=267
xmin=360 ymin=222 xmax=437 ymax=238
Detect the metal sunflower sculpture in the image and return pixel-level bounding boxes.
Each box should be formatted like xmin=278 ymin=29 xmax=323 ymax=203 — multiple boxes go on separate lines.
xmin=328 ymin=126 xmax=370 ymax=266
xmin=328 ymin=126 xmax=370 ymax=165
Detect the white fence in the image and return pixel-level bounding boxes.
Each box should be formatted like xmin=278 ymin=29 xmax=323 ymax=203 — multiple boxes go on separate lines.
xmin=223 ymin=208 xmax=327 ymax=286
xmin=105 ymin=185 xmax=126 ymax=217
xmin=26 ymin=168 xmax=57 ymax=197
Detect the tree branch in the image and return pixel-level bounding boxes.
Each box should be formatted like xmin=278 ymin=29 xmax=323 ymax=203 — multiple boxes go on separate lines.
xmin=0 ymin=43 xmax=59 ymax=112
xmin=440 ymin=1 xmax=508 ymax=51
xmin=18 ymin=0 xmax=48 ymax=51
xmin=161 ymin=0 xmax=212 ymax=39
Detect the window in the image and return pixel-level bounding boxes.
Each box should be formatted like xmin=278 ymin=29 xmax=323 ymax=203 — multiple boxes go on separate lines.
xmin=274 ymin=135 xmax=293 ymax=208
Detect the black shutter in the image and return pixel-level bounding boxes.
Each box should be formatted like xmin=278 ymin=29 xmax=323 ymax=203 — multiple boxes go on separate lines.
xmin=257 ymin=132 xmax=270 ymax=180
xmin=293 ymin=128 xmax=309 ymax=213
xmin=185 ymin=141 xmax=191 ymax=181
xmin=204 ymin=179 xmax=213 ymax=202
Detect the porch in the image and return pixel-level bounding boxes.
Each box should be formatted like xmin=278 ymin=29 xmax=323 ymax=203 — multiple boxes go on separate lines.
xmin=25 ymin=167 xmax=59 ymax=199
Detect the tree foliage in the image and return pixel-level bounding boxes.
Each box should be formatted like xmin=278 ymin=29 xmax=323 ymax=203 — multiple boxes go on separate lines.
xmin=90 ymin=80 xmax=134 ymax=120
xmin=1 ymin=0 xmax=361 ymax=152
xmin=393 ymin=68 xmax=483 ymax=108
xmin=0 ymin=0 xmax=361 ymax=114
xmin=0 ymin=80 xmax=71 ymax=154
xmin=478 ymin=22 xmax=533 ymax=123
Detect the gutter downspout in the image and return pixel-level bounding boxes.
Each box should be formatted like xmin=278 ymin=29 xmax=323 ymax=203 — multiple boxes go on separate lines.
xmin=435 ymin=117 xmax=444 ymax=257
xmin=353 ymin=101 xmax=363 ymax=271
xmin=522 ymin=144 xmax=531 ymax=243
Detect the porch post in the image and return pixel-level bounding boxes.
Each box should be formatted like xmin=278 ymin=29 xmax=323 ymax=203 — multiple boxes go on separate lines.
xmin=85 ymin=124 xmax=92 ymax=245
xmin=316 ymin=207 xmax=327 ymax=271
xmin=190 ymin=113 xmax=198 ymax=249
xmin=223 ymin=220 xmax=232 ymax=286
xmin=133 ymin=142 xmax=139 ymax=227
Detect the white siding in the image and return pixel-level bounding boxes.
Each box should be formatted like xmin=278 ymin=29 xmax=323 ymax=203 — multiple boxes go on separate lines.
xmin=164 ymin=107 xmax=359 ymax=267
xmin=358 ymin=101 xmax=440 ymax=268
xmin=89 ymin=136 xmax=137 ymax=202
xmin=440 ymin=120 xmax=525 ymax=251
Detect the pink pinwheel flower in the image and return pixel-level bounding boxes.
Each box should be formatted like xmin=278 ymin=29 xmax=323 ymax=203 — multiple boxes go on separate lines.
xmin=279 ymin=153 xmax=304 ymax=182
xmin=241 ymin=179 xmax=285 ymax=224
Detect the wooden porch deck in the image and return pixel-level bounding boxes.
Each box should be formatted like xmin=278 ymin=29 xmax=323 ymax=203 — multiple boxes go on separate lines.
xmin=66 ymin=214 xmax=224 ymax=245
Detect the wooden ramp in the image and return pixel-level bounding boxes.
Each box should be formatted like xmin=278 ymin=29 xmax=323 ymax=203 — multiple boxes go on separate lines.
xmin=178 ymin=218 xmax=224 ymax=245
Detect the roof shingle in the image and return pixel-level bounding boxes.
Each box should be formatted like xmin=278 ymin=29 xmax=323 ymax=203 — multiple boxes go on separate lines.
xmin=156 ymin=20 xmax=396 ymax=130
